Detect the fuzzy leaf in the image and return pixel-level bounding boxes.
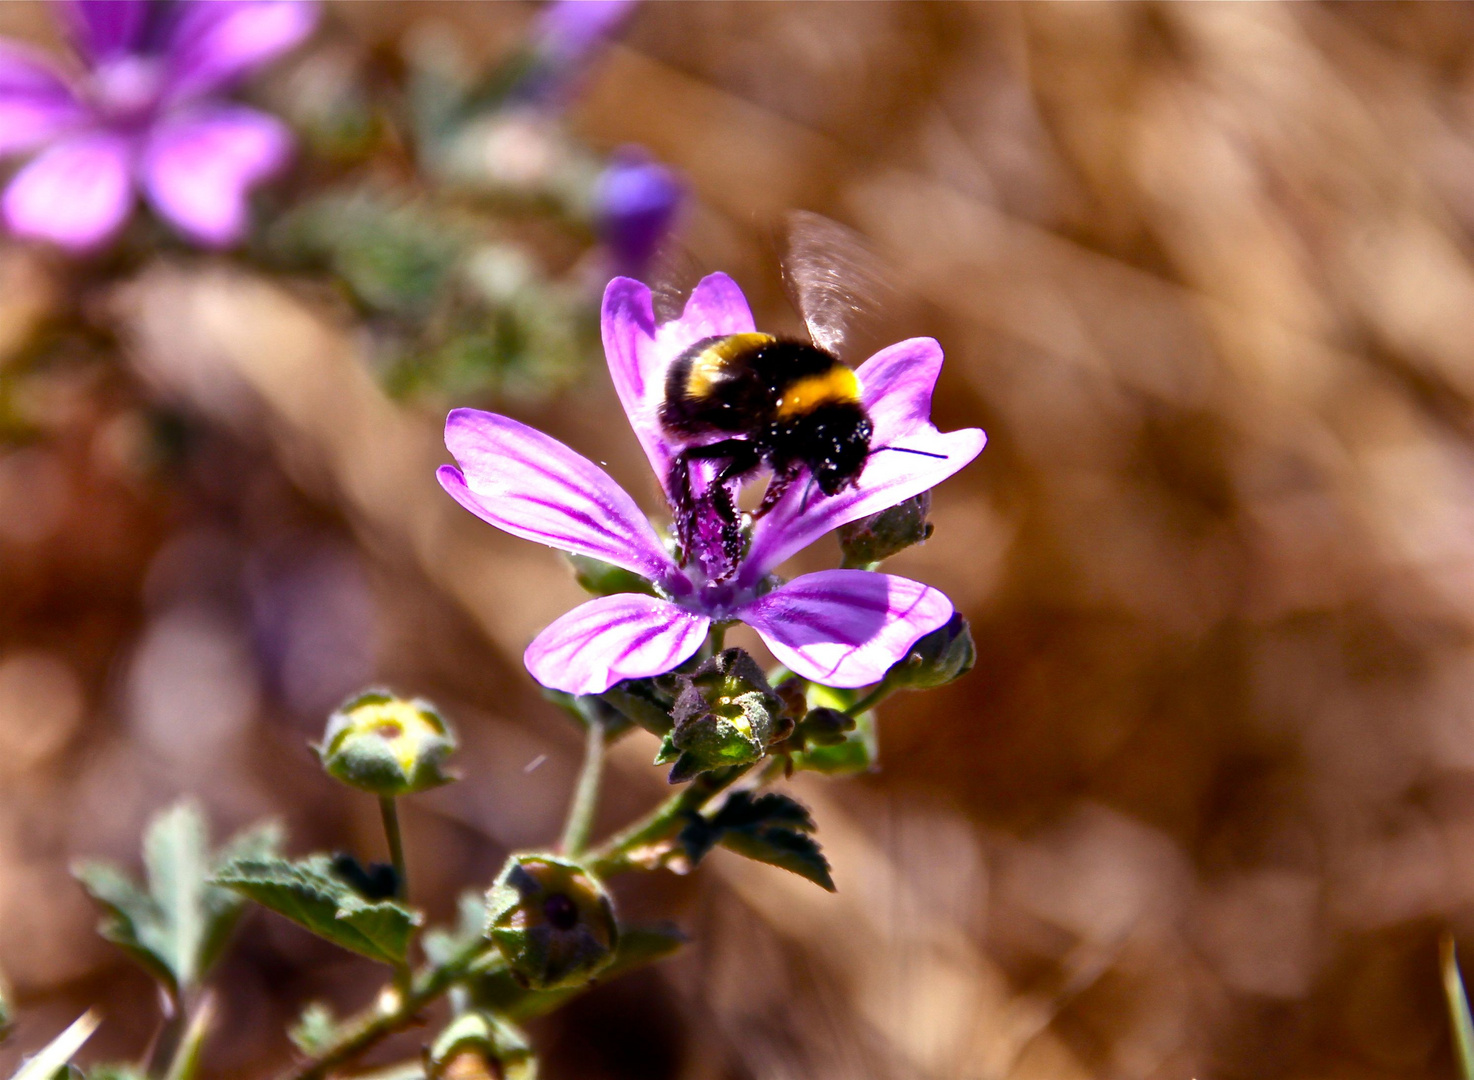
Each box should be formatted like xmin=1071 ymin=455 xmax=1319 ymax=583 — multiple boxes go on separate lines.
xmin=72 ymin=803 xmax=280 ymax=997
xmin=679 ymin=791 xmax=834 ymax=891
xmin=12 ymin=1013 xmax=99 ymax=1080
xmin=214 ymin=855 xmax=421 ymax=966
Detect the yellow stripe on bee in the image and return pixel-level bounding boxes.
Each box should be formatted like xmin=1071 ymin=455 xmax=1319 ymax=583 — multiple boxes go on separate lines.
xmin=685 ymin=334 xmax=774 ymax=398
xmin=775 ymin=366 xmax=861 ymax=418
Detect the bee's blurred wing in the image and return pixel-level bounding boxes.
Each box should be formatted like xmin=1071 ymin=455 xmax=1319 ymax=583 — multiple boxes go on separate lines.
xmin=784 ymin=210 xmax=899 ymax=362
xmin=647 ymin=241 xmax=709 ymax=324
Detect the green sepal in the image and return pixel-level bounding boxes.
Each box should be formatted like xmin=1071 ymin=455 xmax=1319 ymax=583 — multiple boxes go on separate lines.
xmin=71 ymin=801 xmax=281 ymax=998
xmin=465 ymin=924 xmax=685 ymax=1022
xmin=430 ymin=1012 xmax=535 ymax=1080
xmin=12 ymin=1013 xmax=99 ymax=1080
xmin=316 ymin=690 xmax=458 ymax=798
xmin=679 ymin=791 xmax=834 ymax=891
xmin=485 ymin=855 xmax=617 ymax=991
xmin=596 ymin=680 xmax=675 ymax=737
xmin=214 ymin=855 xmax=422 ymax=967
xmin=789 ymin=710 xmax=877 ymax=776
xmin=288 ymin=1003 xmax=339 ymax=1057
xmin=565 ymin=554 xmax=657 ymax=599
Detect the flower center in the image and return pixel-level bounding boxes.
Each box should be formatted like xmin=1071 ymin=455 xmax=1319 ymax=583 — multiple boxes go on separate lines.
xmin=91 ymin=57 xmax=166 ymax=127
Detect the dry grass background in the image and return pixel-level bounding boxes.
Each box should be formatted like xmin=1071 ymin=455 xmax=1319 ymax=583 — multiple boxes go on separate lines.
xmin=6 ymin=2 xmax=1474 ymax=1078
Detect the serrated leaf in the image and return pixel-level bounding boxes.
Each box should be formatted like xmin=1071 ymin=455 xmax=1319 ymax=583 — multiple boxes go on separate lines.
xmin=679 ymin=791 xmax=834 ymax=891
xmin=72 ymin=803 xmax=281 ymax=997
xmin=12 ymin=1012 xmax=99 ymax=1080
xmin=467 ymin=924 xmax=685 ymax=1021
xmin=214 ymin=855 xmax=421 ymax=966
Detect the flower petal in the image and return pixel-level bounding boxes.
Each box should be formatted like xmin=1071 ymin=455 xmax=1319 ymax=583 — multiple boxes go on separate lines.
xmin=0 ymin=44 xmax=85 ymax=155
xmin=140 ymin=105 xmax=289 ymax=246
xmin=602 ymin=272 xmax=755 ymax=492
xmin=525 ymin=592 xmax=709 ymax=694
xmin=439 ymin=408 xmax=685 ymax=589
xmin=163 ymin=0 xmax=317 ymax=102
xmin=63 ymin=0 xmax=149 ymax=61
xmin=3 ymin=131 xmax=133 ymax=250
xmin=741 ymin=337 xmax=985 ymax=582
xmin=738 ymin=569 xmax=952 ymax=688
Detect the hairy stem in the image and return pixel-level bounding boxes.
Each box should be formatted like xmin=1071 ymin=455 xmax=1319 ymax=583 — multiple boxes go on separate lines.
xmin=278 ymin=939 xmax=500 ymax=1080
xmin=560 ymin=720 xmax=606 ymax=857
xmin=379 ymin=796 xmax=408 ymax=903
xmin=588 ymin=763 xmax=752 ymax=876
xmin=845 ymin=684 xmax=894 ymax=717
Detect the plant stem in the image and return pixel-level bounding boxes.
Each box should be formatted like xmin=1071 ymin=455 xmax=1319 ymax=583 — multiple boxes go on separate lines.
xmin=560 ymin=720 xmax=606 ymax=857
xmin=588 ymin=763 xmax=752 ymax=876
xmin=845 ymin=684 xmax=894 ymax=717
xmin=708 ymin=622 xmax=727 ymax=655
xmin=379 ymin=796 xmax=408 ymax=903
xmin=278 ymin=939 xmax=500 ymax=1080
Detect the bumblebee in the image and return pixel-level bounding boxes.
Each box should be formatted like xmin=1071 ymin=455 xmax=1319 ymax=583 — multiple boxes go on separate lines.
xmin=659 ymin=333 xmax=873 ymax=567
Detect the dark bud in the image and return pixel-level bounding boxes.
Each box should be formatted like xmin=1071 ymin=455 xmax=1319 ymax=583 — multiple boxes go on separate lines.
xmin=329 ymin=853 xmax=399 ymax=901
xmin=837 ymin=493 xmax=933 ymax=567
xmin=797 ymin=707 xmax=855 ymax=747
xmin=596 ymin=677 xmax=675 ymax=737
xmin=430 ymin=1011 xmax=535 ymax=1080
xmin=655 ymin=649 xmax=784 ymax=783
xmin=315 ymin=689 xmax=457 ymax=797
xmin=485 ymin=855 xmax=618 ymax=991
xmin=883 ymin=613 xmax=976 ymax=691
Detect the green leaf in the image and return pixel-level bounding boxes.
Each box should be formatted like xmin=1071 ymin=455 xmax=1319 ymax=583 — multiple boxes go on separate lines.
xmin=287 ymin=1003 xmax=339 ymax=1056
xmin=214 ymin=855 xmax=421 ymax=966
xmin=420 ymin=890 xmax=485 ymax=969
xmin=466 ymin=924 xmax=685 ymax=1021
xmin=679 ymin=792 xmax=834 ymax=891
xmin=12 ymin=1012 xmax=99 ymax=1080
xmin=72 ymin=802 xmax=280 ymax=997
xmin=1444 ymin=935 xmax=1474 ymax=1080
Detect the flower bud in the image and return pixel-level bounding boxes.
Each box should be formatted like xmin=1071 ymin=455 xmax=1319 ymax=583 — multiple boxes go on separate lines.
xmin=565 ymin=553 xmax=656 ymax=599
xmin=655 ymin=649 xmax=784 ymax=783
xmin=837 ymin=493 xmax=933 ymax=567
xmin=316 ymin=690 xmax=457 ymax=797
xmin=595 ymin=150 xmax=683 ymax=276
xmin=486 ymin=855 xmax=618 ymax=991
xmin=883 ymin=613 xmax=975 ymax=691
xmin=431 ymin=1012 xmax=535 ymax=1080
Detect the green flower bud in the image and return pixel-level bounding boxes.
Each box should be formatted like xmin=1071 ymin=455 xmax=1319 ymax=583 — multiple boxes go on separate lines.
xmin=883 ymin=613 xmax=976 ymax=691
xmin=486 ymin=855 xmax=618 ymax=991
xmin=837 ymin=493 xmax=933 ymax=567
xmin=655 ymin=649 xmax=785 ymax=783
xmin=316 ymin=690 xmax=457 ymax=797
xmin=565 ymin=553 xmax=656 ymax=598
xmin=431 ymin=1012 xmax=536 ymax=1080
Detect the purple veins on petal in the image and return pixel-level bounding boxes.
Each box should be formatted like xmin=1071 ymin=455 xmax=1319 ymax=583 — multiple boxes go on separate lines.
xmin=525 ymin=592 xmax=709 ymax=695
xmin=738 ymin=569 xmax=953 ymax=688
xmin=65 ymin=0 xmax=150 ymax=63
xmin=438 ymin=408 xmax=683 ymax=588
xmin=3 ymin=131 xmax=133 ymax=250
xmin=140 ymin=105 xmax=289 ymax=245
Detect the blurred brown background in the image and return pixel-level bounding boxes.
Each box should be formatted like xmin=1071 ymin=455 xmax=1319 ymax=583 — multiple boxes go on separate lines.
xmin=8 ymin=1 xmax=1474 ymax=1077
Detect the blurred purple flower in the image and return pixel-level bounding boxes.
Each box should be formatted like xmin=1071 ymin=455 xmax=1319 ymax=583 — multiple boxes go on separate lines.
xmin=595 ymin=148 xmax=681 ymax=275
xmin=517 ymin=0 xmax=637 ymax=106
xmin=0 ymin=0 xmax=316 ymax=251
xmin=438 ymin=272 xmax=986 ymax=695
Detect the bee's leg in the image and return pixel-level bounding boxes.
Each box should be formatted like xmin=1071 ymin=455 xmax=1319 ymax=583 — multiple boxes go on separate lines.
xmin=667 ymin=440 xmax=759 ymax=566
xmin=755 ymin=462 xmax=803 ymax=519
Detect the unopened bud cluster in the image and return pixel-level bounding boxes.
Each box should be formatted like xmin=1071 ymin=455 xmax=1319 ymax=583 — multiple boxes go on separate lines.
xmin=656 ymin=649 xmax=791 ymax=783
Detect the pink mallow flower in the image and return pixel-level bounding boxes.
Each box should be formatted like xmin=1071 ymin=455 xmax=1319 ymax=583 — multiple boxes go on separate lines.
xmin=0 ymin=0 xmax=316 ymax=251
xmin=438 ymin=273 xmax=987 ymax=696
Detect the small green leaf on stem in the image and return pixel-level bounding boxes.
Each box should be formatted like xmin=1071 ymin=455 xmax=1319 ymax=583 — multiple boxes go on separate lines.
xmin=288 ymin=1004 xmax=340 ymax=1057
xmin=679 ymin=791 xmax=834 ymax=891
xmin=214 ymin=855 xmax=421 ymax=967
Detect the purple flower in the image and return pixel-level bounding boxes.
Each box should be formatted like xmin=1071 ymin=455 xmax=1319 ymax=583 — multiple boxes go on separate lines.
xmin=0 ymin=0 xmax=316 ymax=251
xmin=516 ymin=0 xmax=637 ymax=106
xmin=594 ymin=148 xmax=681 ymax=276
xmin=438 ymin=272 xmax=986 ymax=695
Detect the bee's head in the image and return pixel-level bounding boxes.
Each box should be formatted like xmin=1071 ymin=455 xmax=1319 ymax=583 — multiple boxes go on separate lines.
xmin=806 ymin=407 xmax=873 ymax=496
